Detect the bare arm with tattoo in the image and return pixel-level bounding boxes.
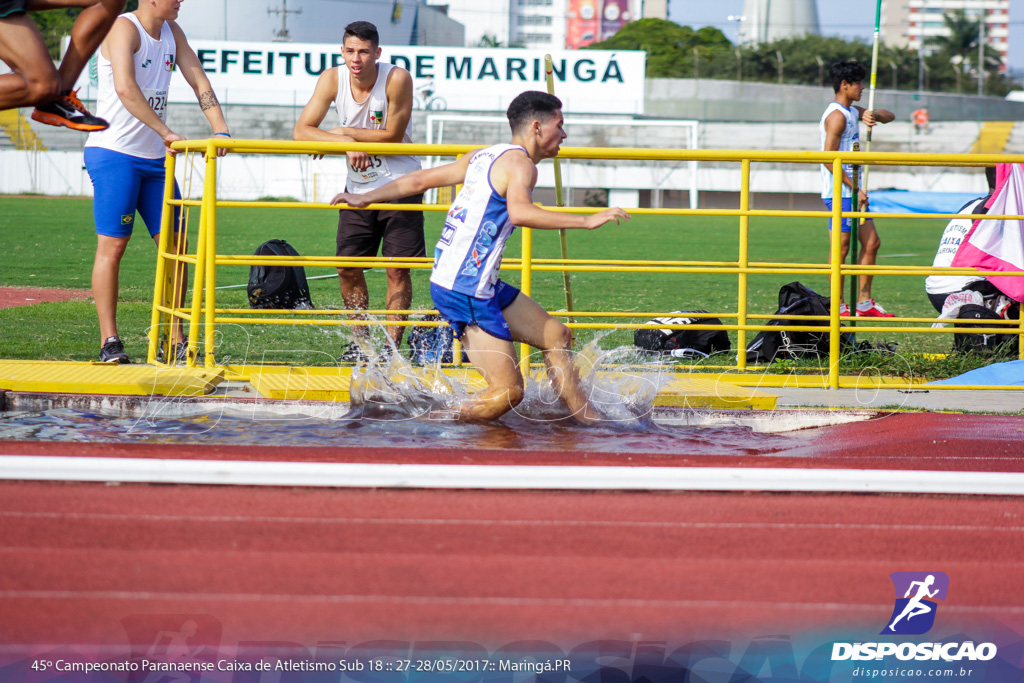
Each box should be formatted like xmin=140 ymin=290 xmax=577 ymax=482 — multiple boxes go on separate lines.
xmin=168 ymin=20 xmax=229 ymax=154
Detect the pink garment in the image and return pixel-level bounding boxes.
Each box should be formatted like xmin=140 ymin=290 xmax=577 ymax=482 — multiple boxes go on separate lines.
xmin=950 ymin=163 xmax=1024 ymax=302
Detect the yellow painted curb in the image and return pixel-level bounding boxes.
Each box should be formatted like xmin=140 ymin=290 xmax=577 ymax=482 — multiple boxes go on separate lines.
xmin=0 ymin=360 xmax=224 ymax=396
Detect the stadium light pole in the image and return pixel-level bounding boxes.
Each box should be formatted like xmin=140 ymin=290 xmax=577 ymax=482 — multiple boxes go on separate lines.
xmin=776 ymin=50 xmax=783 ymax=84
xmin=728 ymin=14 xmax=746 ymax=82
xmin=815 ymin=54 xmax=824 ymax=85
xmin=977 ymin=8 xmax=986 ymax=96
xmin=889 ymin=61 xmax=897 ymax=90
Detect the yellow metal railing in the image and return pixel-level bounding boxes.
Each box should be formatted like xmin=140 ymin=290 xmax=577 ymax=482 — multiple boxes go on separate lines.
xmin=150 ymin=138 xmax=1024 ymax=389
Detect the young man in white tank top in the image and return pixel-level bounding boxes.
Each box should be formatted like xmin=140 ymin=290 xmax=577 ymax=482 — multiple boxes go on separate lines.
xmin=820 ymin=60 xmax=895 ymax=317
xmin=293 ymin=21 xmax=423 ymax=361
xmin=331 ymin=91 xmax=630 ymax=425
xmin=85 ymin=0 xmax=229 ymax=363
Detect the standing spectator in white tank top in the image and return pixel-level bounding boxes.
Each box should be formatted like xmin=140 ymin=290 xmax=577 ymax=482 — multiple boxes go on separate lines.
xmin=820 ymin=60 xmax=895 ymax=318
xmin=293 ymin=21 xmax=423 ymax=363
xmin=84 ymin=0 xmax=229 ymax=364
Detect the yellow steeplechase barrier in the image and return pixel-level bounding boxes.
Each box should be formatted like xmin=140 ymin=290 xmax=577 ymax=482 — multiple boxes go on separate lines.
xmin=149 ymin=137 xmax=1024 ymax=393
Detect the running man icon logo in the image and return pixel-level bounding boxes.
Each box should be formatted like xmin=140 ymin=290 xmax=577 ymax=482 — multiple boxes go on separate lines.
xmin=881 ymin=572 xmax=950 ymax=635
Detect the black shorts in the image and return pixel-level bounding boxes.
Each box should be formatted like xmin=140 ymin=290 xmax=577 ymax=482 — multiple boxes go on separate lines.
xmin=0 ymin=0 xmax=29 ymax=17
xmin=336 ymin=193 xmax=426 ymax=262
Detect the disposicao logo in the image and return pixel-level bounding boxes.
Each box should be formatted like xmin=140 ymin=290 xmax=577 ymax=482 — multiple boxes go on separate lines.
xmin=831 ymin=571 xmax=998 ymax=663
xmin=882 ymin=571 xmax=948 ymax=635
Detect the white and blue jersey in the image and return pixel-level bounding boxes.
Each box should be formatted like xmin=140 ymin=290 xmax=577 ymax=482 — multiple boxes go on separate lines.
xmin=820 ymin=101 xmax=860 ymax=199
xmin=429 ymin=143 xmax=526 ymax=298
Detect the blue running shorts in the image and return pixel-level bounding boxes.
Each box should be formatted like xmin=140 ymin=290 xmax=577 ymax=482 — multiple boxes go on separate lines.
xmin=823 ymin=196 xmax=870 ymax=234
xmin=430 ymin=280 xmax=520 ymax=342
xmin=85 ymin=147 xmax=181 ymax=238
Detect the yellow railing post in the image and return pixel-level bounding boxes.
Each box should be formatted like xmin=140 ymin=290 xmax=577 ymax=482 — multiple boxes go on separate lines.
xmin=520 ymin=226 xmax=533 ymax=372
xmin=149 ymin=152 xmax=178 ymax=364
xmin=202 ymin=141 xmax=219 ymax=367
xmin=736 ymin=158 xmax=751 ymax=370
xmin=827 ymin=157 xmax=845 ymax=389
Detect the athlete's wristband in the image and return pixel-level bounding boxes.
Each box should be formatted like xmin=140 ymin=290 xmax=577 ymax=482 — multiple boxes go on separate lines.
xmin=213 ymin=132 xmax=231 ymax=138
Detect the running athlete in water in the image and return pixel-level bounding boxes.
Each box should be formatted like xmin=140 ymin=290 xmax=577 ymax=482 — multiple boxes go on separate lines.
xmin=331 ymin=91 xmax=630 ymax=424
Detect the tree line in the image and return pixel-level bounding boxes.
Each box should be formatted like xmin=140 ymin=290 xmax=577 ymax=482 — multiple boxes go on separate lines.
xmin=589 ymin=17 xmax=1015 ymax=97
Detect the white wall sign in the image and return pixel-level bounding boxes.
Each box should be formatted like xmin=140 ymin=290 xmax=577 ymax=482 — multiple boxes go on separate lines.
xmin=83 ymin=42 xmax=645 ymax=114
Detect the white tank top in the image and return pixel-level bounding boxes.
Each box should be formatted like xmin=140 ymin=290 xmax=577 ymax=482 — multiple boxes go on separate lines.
xmin=819 ymin=101 xmax=860 ymax=199
xmin=86 ymin=13 xmax=176 ymax=159
xmin=335 ymin=62 xmax=420 ymax=194
xmin=430 ymin=144 xmax=525 ymax=298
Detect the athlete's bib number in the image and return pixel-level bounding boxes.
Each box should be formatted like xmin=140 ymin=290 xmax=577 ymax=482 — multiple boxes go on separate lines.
xmin=347 ymin=155 xmax=391 ymax=184
xmin=145 ymin=88 xmax=168 ymax=122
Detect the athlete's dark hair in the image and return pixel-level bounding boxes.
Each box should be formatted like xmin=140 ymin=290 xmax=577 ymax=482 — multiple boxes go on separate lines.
xmin=506 ymin=91 xmax=562 ymax=134
xmin=829 ymin=61 xmax=866 ymax=92
xmin=343 ymin=21 xmax=379 ymax=48
xmin=986 ymin=166 xmax=997 ymax=191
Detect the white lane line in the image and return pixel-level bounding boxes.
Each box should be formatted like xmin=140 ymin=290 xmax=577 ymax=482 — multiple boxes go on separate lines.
xmin=1 ymin=511 xmax=1023 ymax=532
xmin=1 ymin=456 xmax=1023 ymax=495
xmin=1 ymin=589 xmax=1022 ymax=613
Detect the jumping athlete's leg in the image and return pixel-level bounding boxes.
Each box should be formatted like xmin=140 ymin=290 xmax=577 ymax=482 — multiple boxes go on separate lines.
xmin=56 ymin=0 xmax=125 ymax=92
xmin=0 ymin=11 xmax=60 ymax=109
xmin=458 ymin=326 xmax=524 ymax=422
xmin=503 ymin=293 xmax=600 ymax=425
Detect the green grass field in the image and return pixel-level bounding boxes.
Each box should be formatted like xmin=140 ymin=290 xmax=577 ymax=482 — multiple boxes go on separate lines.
xmin=0 ymin=195 xmax=995 ymax=377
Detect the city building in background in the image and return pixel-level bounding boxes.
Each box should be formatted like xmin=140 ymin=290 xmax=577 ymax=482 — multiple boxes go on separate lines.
xmin=427 ymin=0 xmax=665 ymax=50
xmin=175 ymin=0 xmax=464 ymax=47
xmin=881 ymin=0 xmax=1009 ymax=73
xmin=738 ymin=0 xmax=820 ymax=45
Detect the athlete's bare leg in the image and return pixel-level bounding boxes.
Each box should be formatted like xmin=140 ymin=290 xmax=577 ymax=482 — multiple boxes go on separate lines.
xmin=828 ymin=220 xmax=882 ymax=304
xmin=0 ymin=13 xmax=61 ymax=109
xmin=458 ymin=328 xmax=524 ymax=422
xmin=0 ymin=1 xmax=123 ymax=110
xmin=92 ymin=234 xmax=130 ymax=343
xmin=384 ymin=266 xmax=412 ymax=347
xmin=505 ymin=293 xmax=600 ymax=425
xmin=54 ymin=0 xmax=125 ymax=93
xmin=337 ymin=267 xmax=370 ymax=341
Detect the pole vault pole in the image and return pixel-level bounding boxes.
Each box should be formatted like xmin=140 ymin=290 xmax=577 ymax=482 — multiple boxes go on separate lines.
xmin=544 ymin=54 xmax=575 ymax=324
xmin=854 ymin=0 xmax=883 ymax=309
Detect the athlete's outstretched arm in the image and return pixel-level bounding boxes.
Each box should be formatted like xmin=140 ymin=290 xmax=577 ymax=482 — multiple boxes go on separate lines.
xmin=503 ymin=154 xmax=629 ymax=230
xmin=329 ymin=154 xmax=474 ymax=207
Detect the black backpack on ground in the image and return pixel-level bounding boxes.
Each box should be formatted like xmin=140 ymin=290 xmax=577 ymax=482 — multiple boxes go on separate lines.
xmin=953 ymin=303 xmax=1018 ymax=356
xmin=634 ymin=310 xmax=731 ymax=359
xmin=746 ymin=282 xmax=852 ymax=363
xmin=247 ymin=239 xmax=314 ymax=310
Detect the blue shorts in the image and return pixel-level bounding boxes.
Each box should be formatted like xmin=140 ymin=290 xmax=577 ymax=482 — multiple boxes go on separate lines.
xmin=430 ymin=280 xmax=520 ymax=342
xmin=823 ymin=197 xmax=871 ymax=233
xmin=85 ymin=147 xmax=181 ymax=238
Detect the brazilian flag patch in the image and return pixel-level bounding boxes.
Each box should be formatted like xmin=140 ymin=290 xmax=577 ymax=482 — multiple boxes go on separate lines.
xmin=121 ymin=214 xmax=133 ymax=225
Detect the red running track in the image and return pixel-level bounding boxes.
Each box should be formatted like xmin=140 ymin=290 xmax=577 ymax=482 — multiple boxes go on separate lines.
xmin=1 ymin=412 xmax=1023 ymax=654
xmin=2 ymin=481 xmax=1023 ymax=649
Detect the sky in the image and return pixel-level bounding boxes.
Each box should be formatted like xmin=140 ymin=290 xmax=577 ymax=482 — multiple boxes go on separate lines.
xmin=667 ymin=0 xmax=1022 ymax=72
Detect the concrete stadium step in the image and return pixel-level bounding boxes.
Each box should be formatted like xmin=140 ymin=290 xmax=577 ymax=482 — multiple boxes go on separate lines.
xmin=0 ymin=109 xmax=46 ymax=151
xmin=970 ymin=121 xmax=1016 ymax=154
